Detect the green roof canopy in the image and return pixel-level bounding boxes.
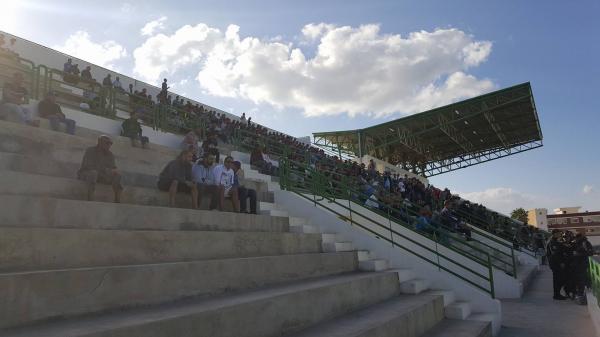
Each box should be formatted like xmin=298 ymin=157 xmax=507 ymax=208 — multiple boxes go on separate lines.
xmin=313 ymin=82 xmax=543 ymax=177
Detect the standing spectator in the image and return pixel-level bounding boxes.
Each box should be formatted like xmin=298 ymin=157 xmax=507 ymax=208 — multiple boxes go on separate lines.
xmin=121 ymin=111 xmax=149 ymax=148
xmin=78 ymin=135 xmax=123 ymax=202
xmin=233 ymin=161 xmax=257 ymax=214
xmin=63 ymin=59 xmax=73 ymax=74
xmin=1 ymin=72 xmax=39 ymax=127
xmin=102 ymin=74 xmax=112 ymax=87
xmin=192 ymin=154 xmax=219 ymax=210
xmin=161 ymin=78 xmax=169 ymax=94
xmin=38 ymin=91 xmax=76 ymax=134
xmin=157 ymin=150 xmax=198 ymax=209
xmin=128 ymin=83 xmax=134 ymax=94
xmin=113 ymin=76 xmax=123 ymax=91
xmin=247 ymin=117 xmax=252 ymax=126
xmin=213 ymin=156 xmax=239 ymax=212
xmin=7 ymin=38 xmax=16 ymax=54
xmin=81 ymin=66 xmax=93 ymax=81
xmin=240 ymin=113 xmax=246 ymax=123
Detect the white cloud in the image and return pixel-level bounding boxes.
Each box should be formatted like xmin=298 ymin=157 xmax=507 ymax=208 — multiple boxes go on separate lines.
xmin=54 ymin=31 xmax=127 ymax=69
xmin=455 ymin=187 xmax=541 ymax=215
xmin=583 ymin=185 xmax=594 ymax=194
xmin=141 ymin=16 xmax=168 ymax=36
xmin=133 ymin=23 xmax=494 ymax=118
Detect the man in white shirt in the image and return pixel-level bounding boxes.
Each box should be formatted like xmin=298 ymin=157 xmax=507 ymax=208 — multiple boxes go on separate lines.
xmin=192 ymin=154 xmax=219 ymax=210
xmin=112 ymin=76 xmax=123 ymax=91
xmin=212 ymin=156 xmax=240 ymax=212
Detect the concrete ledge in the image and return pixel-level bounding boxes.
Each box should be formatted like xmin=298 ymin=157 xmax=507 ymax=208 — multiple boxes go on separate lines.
xmin=0 ymin=170 xmax=267 ymax=212
xmin=0 ymin=152 xmax=274 ymax=202
xmin=422 ymin=319 xmax=491 ymax=337
xmin=2 ymin=272 xmax=398 ymax=336
xmin=0 ymin=227 xmax=324 ymax=272
xmin=0 ymin=252 xmax=358 ymax=329
xmin=0 ymin=195 xmax=289 ymax=233
xmin=286 ymin=295 xmax=444 ymax=337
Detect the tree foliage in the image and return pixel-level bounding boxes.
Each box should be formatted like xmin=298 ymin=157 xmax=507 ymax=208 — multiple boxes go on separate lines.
xmin=511 ymin=207 xmax=528 ymax=223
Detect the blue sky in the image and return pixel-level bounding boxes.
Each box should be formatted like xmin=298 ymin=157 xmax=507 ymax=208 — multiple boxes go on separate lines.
xmin=2 ymin=0 xmax=599 ymax=214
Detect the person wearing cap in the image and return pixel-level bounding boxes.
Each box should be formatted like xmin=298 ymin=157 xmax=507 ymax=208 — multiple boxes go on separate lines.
xmin=38 ymin=91 xmax=76 ymax=135
xmin=78 ymin=135 xmax=123 ymax=202
xmin=157 ymin=149 xmax=198 ymax=209
xmin=192 ymin=154 xmax=219 ymax=210
xmin=1 ymin=72 xmax=39 ymax=127
xmin=547 ymin=229 xmax=568 ymax=300
xmin=121 ymin=111 xmax=148 ymax=148
xmin=232 ymin=161 xmax=257 ymax=214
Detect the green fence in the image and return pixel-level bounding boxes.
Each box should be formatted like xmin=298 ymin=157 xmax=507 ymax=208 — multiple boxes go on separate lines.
xmin=590 ymin=257 xmax=600 ymax=306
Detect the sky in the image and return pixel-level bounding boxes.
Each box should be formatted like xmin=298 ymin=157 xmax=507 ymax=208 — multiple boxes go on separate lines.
xmin=2 ymin=0 xmax=599 ymax=215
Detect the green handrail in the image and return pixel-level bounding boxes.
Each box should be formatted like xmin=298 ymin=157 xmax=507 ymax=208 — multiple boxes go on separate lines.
xmin=280 ymin=157 xmax=496 ymax=298
xmin=590 ymin=257 xmax=600 ymax=307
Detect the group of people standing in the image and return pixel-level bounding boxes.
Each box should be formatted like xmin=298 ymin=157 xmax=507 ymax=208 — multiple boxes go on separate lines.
xmin=547 ymin=229 xmax=594 ymax=304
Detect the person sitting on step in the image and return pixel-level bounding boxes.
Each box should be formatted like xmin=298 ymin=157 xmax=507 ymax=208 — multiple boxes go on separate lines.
xmin=78 ymin=135 xmax=123 ymax=203
xmin=158 ymin=149 xmax=199 ymax=209
xmin=121 ymin=111 xmax=149 ymax=149
xmin=233 ymin=161 xmax=257 ymax=214
xmin=1 ymin=72 xmax=39 ymax=127
xmin=192 ymin=154 xmax=219 ymax=210
xmin=38 ymin=91 xmax=76 ymax=135
xmin=213 ymin=156 xmax=240 ymax=212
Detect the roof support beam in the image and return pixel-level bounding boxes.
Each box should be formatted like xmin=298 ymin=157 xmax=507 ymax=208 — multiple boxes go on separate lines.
xmin=437 ymin=114 xmax=475 ymax=153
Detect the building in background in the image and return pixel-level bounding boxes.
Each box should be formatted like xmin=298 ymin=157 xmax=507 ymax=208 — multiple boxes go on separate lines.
xmin=528 ymin=206 xmax=600 ymax=245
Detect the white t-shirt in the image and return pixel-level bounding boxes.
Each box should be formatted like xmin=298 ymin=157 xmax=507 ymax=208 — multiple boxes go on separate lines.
xmin=213 ymin=164 xmax=234 ymax=188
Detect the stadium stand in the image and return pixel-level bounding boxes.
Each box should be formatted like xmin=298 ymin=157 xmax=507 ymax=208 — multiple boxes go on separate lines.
xmin=0 ymin=33 xmax=547 ymax=336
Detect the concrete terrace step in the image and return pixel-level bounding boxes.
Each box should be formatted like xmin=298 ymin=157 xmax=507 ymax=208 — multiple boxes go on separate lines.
xmin=399 ymin=278 xmax=431 ymax=295
xmin=284 ymin=294 xmax=444 ymax=337
xmin=0 ymin=227 xmax=324 ymax=272
xmin=0 ymin=195 xmax=289 ymax=233
xmin=0 ymin=170 xmax=260 ymax=211
xmin=421 ymin=319 xmax=491 ymax=337
xmin=1 ymin=252 xmax=358 ymax=329
xmin=0 ymin=152 xmax=274 ymax=201
xmin=2 ymin=272 xmax=400 ymax=337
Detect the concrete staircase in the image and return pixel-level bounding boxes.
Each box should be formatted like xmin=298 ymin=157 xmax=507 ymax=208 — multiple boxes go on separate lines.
xmin=0 ymin=118 xmax=492 ymax=336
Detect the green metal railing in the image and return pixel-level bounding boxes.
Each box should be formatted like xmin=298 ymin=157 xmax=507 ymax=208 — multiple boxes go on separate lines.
xmin=233 ymin=126 xmax=517 ymax=274
xmin=279 ymin=156 xmax=496 ymax=297
xmin=0 ymin=53 xmax=210 ymax=136
xmin=590 ymin=257 xmax=600 ymax=307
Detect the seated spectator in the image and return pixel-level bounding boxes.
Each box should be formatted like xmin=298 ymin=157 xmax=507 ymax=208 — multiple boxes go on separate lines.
xmin=78 ymin=135 xmax=123 ymax=202
xmin=81 ymin=66 xmax=93 ymax=81
xmin=1 ymin=72 xmax=39 ymax=127
xmin=233 ymin=161 xmax=257 ymax=214
xmin=102 ymin=74 xmax=112 ymax=87
xmin=121 ymin=111 xmax=149 ymax=148
xmin=113 ymin=76 xmax=123 ymax=91
xmin=440 ymin=200 xmax=472 ymax=240
xmin=157 ymin=149 xmax=198 ymax=209
xmin=250 ymin=146 xmax=276 ymax=175
xmin=192 ymin=154 xmax=219 ymax=210
xmin=71 ymin=64 xmax=80 ymax=76
xmin=38 ymin=91 xmax=76 ymax=134
xmin=213 ymin=156 xmax=240 ymax=212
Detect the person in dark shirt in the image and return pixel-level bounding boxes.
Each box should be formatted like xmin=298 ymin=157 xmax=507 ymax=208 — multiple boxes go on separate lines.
xmin=547 ymin=229 xmax=568 ymax=300
xmin=158 ymin=149 xmax=198 ymax=208
xmin=102 ymin=74 xmax=112 ymax=87
xmin=78 ymin=135 xmax=123 ymax=202
xmin=121 ymin=111 xmax=149 ymax=148
xmin=38 ymin=91 xmax=76 ymax=134
xmin=81 ymin=66 xmax=93 ymax=81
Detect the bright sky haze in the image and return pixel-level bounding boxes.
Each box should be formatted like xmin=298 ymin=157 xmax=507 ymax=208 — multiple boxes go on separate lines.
xmin=3 ymin=0 xmax=599 ymax=214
